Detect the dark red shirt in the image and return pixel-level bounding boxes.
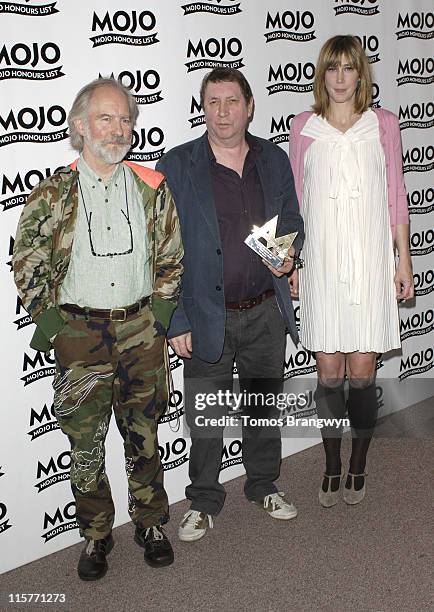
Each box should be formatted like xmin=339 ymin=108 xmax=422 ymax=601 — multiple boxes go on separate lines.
xmin=208 ymin=133 xmax=273 ymax=302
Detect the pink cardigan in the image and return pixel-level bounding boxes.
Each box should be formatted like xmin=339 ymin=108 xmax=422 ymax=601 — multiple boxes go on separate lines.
xmin=289 ymin=107 xmax=409 ymax=242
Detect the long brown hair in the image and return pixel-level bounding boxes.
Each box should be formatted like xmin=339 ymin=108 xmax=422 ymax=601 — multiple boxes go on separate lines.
xmin=312 ymin=35 xmax=372 ymax=117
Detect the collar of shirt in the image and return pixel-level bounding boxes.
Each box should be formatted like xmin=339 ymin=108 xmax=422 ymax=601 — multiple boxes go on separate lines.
xmin=77 ymin=155 xmax=123 ymax=197
xmin=206 ymin=131 xmax=262 ymax=166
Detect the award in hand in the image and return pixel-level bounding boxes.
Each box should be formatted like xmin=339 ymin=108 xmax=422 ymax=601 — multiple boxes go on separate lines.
xmin=244 ymin=216 xmax=298 ymax=268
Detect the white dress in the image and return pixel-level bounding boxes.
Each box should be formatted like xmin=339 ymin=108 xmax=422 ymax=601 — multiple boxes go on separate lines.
xmin=299 ymin=109 xmax=401 ymax=353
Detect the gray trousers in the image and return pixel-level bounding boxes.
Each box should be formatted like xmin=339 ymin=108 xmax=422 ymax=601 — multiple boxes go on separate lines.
xmin=183 ymin=297 xmax=286 ymax=515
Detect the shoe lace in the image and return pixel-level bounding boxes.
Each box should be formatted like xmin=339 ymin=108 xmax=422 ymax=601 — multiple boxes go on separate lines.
xmin=85 ymin=540 xmax=96 ymax=555
xmin=263 ymin=492 xmax=288 ymax=511
xmin=85 ymin=538 xmax=108 ymax=556
xmin=182 ymin=510 xmax=213 ymax=529
xmin=144 ymin=526 xmax=164 ymax=541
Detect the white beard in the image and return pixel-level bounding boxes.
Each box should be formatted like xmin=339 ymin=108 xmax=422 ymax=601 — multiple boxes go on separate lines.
xmin=83 ymin=124 xmax=131 ymax=165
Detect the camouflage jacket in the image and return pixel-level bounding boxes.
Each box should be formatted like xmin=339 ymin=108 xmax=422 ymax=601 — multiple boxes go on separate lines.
xmin=12 ymin=160 xmax=184 ymax=351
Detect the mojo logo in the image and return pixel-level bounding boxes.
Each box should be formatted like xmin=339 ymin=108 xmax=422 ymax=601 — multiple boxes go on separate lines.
xmin=403 ymin=145 xmax=434 ymax=173
xmin=414 ymin=268 xmax=434 ymax=296
xmin=168 ymin=343 xmax=183 ymax=371
xmin=28 ymin=403 xmax=60 ymax=441
xmin=407 ymin=188 xmax=434 ymax=215
xmin=400 ymin=309 xmax=434 ymax=342
xmin=1 ymin=165 xmax=62 ymax=211
xmin=35 ymin=450 xmax=70 ymax=493
xmin=90 ymin=11 xmax=159 ymax=48
xmin=185 ymin=37 xmax=244 ymax=72
xmin=0 ymin=104 xmax=68 ymax=148
xmin=189 ymin=95 xmax=204 ymax=128
xmin=334 ymin=0 xmax=380 ymax=17
xmin=375 ymin=385 xmax=384 ymax=410
xmin=400 ymin=102 xmax=434 ymax=130
xmin=410 ymin=229 xmax=434 ymax=257
xmin=269 ymin=114 xmax=295 ymax=144
xmin=399 ymin=348 xmax=433 ymax=381
xmin=182 ymin=0 xmax=242 ymax=16
xmin=397 ymin=57 xmax=434 ymax=86
xmin=159 ymin=390 xmax=185 ymax=425
xmin=127 ymin=126 xmax=165 ymax=162
xmin=0 ymin=502 xmax=12 ymax=535
xmin=21 ymin=350 xmax=56 ymax=386
xmin=42 ymin=501 xmax=78 ymax=542
xmin=6 ymin=235 xmax=13 ymax=271
xmin=376 ymin=354 xmax=384 ymax=371
xmin=267 ymin=62 xmax=315 ymax=95
xmin=0 ymin=42 xmax=63 ymax=81
xmin=355 ymin=35 xmax=380 ymax=63
xmin=284 ymin=349 xmax=316 ymax=379
xmin=294 ymin=304 xmax=300 ymax=331
xmin=102 ymin=70 xmax=162 ymax=105
xmin=0 ymin=1 xmax=58 ymax=16
xmin=396 ymin=12 xmax=434 ymax=40
xmin=158 ymin=438 xmax=188 ymax=471
xmin=265 ymin=11 xmax=315 ymax=43
xmin=371 ymin=82 xmax=381 ymax=108
xmin=220 ymin=439 xmax=242 ymax=471
xmin=14 ymin=296 xmax=32 ymax=331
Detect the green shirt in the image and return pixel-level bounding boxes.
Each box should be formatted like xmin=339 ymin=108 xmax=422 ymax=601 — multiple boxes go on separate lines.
xmin=59 ymin=156 xmax=152 ymax=308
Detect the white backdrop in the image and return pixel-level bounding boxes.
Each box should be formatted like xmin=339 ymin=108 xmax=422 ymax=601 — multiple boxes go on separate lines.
xmin=0 ymin=0 xmax=433 ymax=573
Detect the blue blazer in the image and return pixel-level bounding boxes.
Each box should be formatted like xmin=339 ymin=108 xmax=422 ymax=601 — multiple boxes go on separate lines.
xmin=157 ymin=132 xmax=304 ymax=363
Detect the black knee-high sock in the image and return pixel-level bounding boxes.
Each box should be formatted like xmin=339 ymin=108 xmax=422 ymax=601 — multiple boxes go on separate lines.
xmin=315 ymin=382 xmax=346 ymax=489
xmin=347 ymin=382 xmax=378 ymax=481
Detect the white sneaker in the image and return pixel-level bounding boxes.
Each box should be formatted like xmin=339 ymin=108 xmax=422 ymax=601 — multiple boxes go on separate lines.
xmin=259 ymin=492 xmax=298 ymax=520
xmin=178 ymin=510 xmax=214 ymax=542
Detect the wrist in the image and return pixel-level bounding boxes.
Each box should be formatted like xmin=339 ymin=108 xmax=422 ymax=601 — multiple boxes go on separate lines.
xmin=397 ymin=253 xmax=412 ymax=266
xmin=396 ymin=245 xmax=411 ymax=260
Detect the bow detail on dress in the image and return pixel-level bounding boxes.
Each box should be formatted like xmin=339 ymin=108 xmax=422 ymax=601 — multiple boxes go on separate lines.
xmin=301 ymin=114 xmax=379 ymax=305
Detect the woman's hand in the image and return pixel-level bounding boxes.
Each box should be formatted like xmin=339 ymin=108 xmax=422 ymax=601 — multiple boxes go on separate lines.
xmin=394 ymin=225 xmax=414 ymax=301
xmin=394 ymin=259 xmax=414 ymax=300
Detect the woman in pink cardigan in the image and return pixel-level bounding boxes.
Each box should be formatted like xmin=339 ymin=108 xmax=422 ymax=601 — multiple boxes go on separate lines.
xmin=289 ymin=35 xmax=413 ymax=507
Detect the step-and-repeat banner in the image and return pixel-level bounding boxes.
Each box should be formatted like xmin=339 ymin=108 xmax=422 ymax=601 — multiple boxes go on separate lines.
xmin=0 ymin=0 xmax=432 ymax=573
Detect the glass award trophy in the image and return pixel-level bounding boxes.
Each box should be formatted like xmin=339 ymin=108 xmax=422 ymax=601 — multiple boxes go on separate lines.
xmin=244 ymin=216 xmax=298 ymax=268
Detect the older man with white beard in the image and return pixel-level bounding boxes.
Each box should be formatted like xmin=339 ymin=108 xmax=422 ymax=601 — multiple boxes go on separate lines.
xmin=13 ymin=78 xmax=183 ymax=579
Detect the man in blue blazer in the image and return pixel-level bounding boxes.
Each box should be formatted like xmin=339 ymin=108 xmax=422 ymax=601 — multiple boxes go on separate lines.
xmin=157 ymin=68 xmax=304 ymax=542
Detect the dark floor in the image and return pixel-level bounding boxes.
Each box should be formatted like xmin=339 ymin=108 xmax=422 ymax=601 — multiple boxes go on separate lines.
xmin=1 ymin=400 xmax=433 ymax=612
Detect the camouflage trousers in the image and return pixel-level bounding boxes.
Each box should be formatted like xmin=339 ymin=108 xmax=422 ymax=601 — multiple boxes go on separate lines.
xmin=52 ymin=304 xmax=169 ymax=540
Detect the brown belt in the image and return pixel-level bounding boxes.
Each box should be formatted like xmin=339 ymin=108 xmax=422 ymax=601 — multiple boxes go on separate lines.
xmin=60 ymin=296 xmax=150 ymax=321
xmin=225 ymin=289 xmax=275 ymax=311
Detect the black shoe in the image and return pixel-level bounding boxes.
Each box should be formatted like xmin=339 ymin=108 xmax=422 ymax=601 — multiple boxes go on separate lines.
xmin=134 ymin=525 xmax=174 ymax=568
xmin=77 ymin=534 xmax=114 ymax=581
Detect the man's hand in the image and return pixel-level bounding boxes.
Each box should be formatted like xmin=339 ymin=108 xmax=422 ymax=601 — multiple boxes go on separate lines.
xmin=169 ymin=332 xmax=192 ymax=358
xmin=262 ymin=246 xmax=295 ymax=278
xmin=289 ymin=268 xmax=299 ymax=298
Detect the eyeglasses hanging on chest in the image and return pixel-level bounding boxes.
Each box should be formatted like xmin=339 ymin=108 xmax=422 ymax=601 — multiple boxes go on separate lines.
xmin=77 ymin=166 xmax=133 ymax=258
